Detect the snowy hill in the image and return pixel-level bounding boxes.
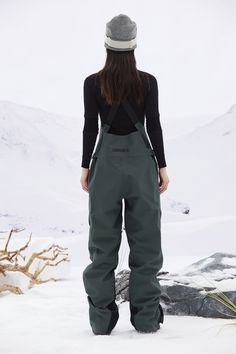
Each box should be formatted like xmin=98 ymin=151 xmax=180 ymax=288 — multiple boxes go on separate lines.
xmin=0 ymin=101 xmax=86 ymax=236
xmin=0 ymin=100 xmax=235 ymax=255
xmin=164 ymin=102 xmax=236 ymax=217
xmin=0 ymin=100 xmax=80 ymax=169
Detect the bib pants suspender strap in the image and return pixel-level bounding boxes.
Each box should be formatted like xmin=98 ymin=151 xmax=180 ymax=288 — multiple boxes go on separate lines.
xmin=92 ymin=99 xmax=155 ymax=159
xmin=122 ymin=99 xmax=154 ymax=151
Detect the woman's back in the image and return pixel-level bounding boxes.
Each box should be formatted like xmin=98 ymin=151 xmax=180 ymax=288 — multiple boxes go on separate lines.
xmin=82 ymin=69 xmax=167 ymax=168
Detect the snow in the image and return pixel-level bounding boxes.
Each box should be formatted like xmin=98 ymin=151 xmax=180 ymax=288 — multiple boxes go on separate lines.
xmin=0 ymin=99 xmax=235 ymax=243
xmin=222 ymin=256 xmax=236 ymax=267
xmin=0 ymin=100 xmax=84 ymax=236
xmin=165 ymin=102 xmax=236 ymax=217
xmin=0 ymin=261 xmax=235 ymax=354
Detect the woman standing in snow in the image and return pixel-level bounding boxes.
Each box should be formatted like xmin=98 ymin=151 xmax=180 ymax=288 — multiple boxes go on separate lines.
xmin=81 ymin=14 xmax=169 ymax=335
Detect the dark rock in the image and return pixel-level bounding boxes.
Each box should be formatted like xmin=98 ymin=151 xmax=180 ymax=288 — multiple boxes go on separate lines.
xmin=115 ymin=252 xmax=236 ymax=319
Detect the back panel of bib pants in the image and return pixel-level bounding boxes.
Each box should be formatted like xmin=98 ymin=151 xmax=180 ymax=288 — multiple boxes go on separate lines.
xmin=82 ymin=101 xmax=164 ymax=334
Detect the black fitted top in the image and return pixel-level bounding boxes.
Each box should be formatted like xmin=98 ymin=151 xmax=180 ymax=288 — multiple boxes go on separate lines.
xmin=81 ymin=70 xmax=167 ymax=168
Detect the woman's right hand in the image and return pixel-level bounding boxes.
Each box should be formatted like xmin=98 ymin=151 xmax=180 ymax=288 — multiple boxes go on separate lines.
xmin=80 ymin=167 xmax=89 ymax=193
xmin=159 ymin=167 xmax=169 ymax=194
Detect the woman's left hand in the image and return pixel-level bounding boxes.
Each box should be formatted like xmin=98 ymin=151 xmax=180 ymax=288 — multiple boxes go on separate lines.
xmin=81 ymin=168 xmax=89 ymax=193
xmin=159 ymin=167 xmax=170 ymax=194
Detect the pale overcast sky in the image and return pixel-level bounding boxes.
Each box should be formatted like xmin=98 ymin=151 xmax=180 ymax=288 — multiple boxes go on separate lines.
xmin=0 ymin=0 xmax=235 ymax=127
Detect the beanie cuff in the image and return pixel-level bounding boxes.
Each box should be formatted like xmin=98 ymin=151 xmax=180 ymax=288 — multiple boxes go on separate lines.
xmin=104 ymin=34 xmax=137 ymax=50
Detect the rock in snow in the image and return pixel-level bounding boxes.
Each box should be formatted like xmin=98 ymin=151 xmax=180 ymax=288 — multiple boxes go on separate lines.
xmin=115 ymin=252 xmax=236 ymax=319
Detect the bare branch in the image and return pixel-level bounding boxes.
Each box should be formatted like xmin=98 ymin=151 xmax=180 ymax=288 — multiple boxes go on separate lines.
xmin=0 ymin=229 xmax=70 ymax=294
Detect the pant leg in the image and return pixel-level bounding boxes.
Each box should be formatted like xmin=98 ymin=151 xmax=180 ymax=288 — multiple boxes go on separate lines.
xmin=83 ymin=156 xmax=124 ymax=334
xmin=123 ymin=154 xmax=164 ymax=332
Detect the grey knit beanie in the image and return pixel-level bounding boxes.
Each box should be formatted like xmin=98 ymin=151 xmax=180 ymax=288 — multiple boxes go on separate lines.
xmin=104 ymin=14 xmax=137 ymax=52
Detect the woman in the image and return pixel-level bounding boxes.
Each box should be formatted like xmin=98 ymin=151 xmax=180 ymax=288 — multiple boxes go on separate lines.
xmin=81 ymin=14 xmax=169 ymax=335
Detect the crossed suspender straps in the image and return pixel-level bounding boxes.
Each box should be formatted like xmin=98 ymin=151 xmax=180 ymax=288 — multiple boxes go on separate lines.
xmin=92 ymin=99 xmax=153 ymax=158
xmin=104 ymin=99 xmax=152 ymax=149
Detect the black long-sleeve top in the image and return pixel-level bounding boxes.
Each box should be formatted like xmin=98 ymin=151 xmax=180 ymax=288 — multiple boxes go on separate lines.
xmin=81 ymin=70 xmax=167 ymax=168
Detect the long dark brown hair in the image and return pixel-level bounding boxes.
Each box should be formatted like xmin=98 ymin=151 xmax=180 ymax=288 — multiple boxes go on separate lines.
xmin=96 ymin=49 xmax=149 ymax=106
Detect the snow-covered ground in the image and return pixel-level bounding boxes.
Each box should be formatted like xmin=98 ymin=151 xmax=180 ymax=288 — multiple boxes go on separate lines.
xmin=1 ymin=261 xmax=235 ymax=354
xmin=0 ymin=100 xmax=235 ymax=353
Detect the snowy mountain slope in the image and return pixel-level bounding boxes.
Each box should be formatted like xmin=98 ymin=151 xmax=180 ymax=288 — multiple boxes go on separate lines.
xmin=0 ymin=100 xmax=81 ymax=170
xmin=165 ymin=103 xmax=236 ymax=217
xmin=0 ymin=100 xmax=87 ymax=236
xmin=0 ymin=100 xmax=235 ymax=249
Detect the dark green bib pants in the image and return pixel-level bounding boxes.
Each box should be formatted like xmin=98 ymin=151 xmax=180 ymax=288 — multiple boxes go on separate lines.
xmin=83 ymin=100 xmax=164 ymax=334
